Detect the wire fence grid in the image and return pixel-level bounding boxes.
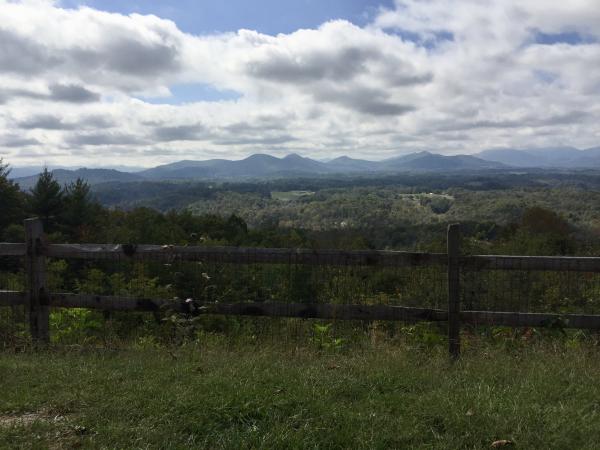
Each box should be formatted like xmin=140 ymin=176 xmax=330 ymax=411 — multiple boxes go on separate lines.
xmin=40 ymin=250 xmax=448 ymax=343
xmin=0 ymin=256 xmax=27 ymax=346
xmin=3 ymin=242 xmax=600 ymax=345
xmin=462 ymin=266 xmax=600 ymax=315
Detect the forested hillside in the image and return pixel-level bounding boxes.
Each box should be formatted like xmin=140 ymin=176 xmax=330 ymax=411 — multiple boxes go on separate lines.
xmin=2 ymin=159 xmax=599 ymax=256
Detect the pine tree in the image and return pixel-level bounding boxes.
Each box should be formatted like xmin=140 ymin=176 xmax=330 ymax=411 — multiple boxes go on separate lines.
xmin=63 ymin=177 xmax=101 ymax=240
xmin=0 ymin=158 xmax=26 ymax=236
xmin=29 ymin=168 xmax=64 ymax=230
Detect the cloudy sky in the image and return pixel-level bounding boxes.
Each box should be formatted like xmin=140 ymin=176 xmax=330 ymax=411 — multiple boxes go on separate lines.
xmin=1 ymin=0 xmax=600 ymax=168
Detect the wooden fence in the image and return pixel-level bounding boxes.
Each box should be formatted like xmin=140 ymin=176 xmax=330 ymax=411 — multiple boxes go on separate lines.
xmin=2 ymin=218 xmax=600 ymax=356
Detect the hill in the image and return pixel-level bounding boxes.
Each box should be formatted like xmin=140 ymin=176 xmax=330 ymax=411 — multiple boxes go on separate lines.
xmin=477 ymin=147 xmax=600 ymax=168
xmin=385 ymin=151 xmax=506 ymax=171
xmin=324 ymin=156 xmax=381 ymax=172
xmin=14 ymin=168 xmax=145 ymax=190
xmin=10 ymin=151 xmax=513 ymax=188
xmin=140 ymin=153 xmax=333 ymax=179
xmin=138 ymin=152 xmax=504 ymax=180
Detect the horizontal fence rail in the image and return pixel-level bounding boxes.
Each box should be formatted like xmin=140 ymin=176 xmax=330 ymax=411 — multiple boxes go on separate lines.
xmin=0 ymin=291 xmax=27 ymax=306
xmin=34 ymin=244 xmax=600 ymax=272
xmin=461 ymin=255 xmax=600 ymax=272
xmin=3 ymin=218 xmax=600 ymax=355
xmin=0 ymin=243 xmax=26 ymax=257
xmin=47 ymin=294 xmax=449 ymax=322
xmin=5 ymin=291 xmax=600 ymax=329
xmin=45 ymin=243 xmax=448 ymax=267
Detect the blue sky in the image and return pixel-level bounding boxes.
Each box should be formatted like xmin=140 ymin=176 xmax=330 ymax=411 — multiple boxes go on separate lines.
xmin=60 ymin=0 xmax=394 ymax=35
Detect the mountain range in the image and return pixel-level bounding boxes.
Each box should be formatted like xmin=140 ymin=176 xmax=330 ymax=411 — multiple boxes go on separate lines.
xmin=9 ymin=146 xmax=600 ymax=188
xmin=476 ymin=146 xmax=600 ymax=168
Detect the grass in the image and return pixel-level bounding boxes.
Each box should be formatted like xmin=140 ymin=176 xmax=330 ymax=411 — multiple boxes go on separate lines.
xmin=1 ymin=339 xmax=600 ymax=449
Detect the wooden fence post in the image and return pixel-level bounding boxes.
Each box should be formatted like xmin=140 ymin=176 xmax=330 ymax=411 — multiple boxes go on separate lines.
xmin=25 ymin=218 xmax=49 ymax=344
xmin=447 ymin=224 xmax=461 ymax=359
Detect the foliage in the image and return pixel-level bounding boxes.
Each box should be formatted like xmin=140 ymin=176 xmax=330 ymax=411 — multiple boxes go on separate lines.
xmin=61 ymin=178 xmax=104 ymax=241
xmin=0 ymin=159 xmax=25 ymax=237
xmin=3 ymin=165 xmax=600 ymax=348
xmin=310 ymin=323 xmax=345 ymax=351
xmin=28 ymin=168 xmax=64 ymax=231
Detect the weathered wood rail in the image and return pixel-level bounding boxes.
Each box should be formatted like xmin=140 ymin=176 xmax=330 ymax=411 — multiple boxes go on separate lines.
xmin=2 ymin=218 xmax=600 ymax=355
xmin=44 ymin=243 xmax=449 ymax=267
xmin=4 ymin=290 xmax=600 ymax=330
xmin=4 ymin=242 xmax=600 ymax=272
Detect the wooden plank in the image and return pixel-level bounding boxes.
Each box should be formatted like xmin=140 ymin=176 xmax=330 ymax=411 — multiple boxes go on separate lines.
xmin=198 ymin=302 xmax=448 ymax=322
xmin=48 ymin=293 xmax=600 ymax=329
xmin=461 ymin=310 xmax=600 ymax=329
xmin=39 ymin=243 xmax=600 ymax=272
xmin=48 ymin=293 xmax=448 ymax=322
xmin=25 ymin=218 xmax=49 ymax=344
xmin=0 ymin=243 xmax=26 ymax=256
xmin=49 ymin=293 xmax=177 ymax=312
xmin=45 ymin=243 xmax=448 ymax=267
xmin=447 ymin=224 xmax=461 ymax=359
xmin=462 ymin=255 xmax=600 ymax=272
xmin=0 ymin=290 xmax=27 ymax=306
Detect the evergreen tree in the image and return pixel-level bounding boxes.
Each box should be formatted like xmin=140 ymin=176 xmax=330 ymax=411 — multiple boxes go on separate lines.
xmin=0 ymin=159 xmax=25 ymax=237
xmin=29 ymin=168 xmax=63 ymax=231
xmin=62 ymin=178 xmax=102 ymax=240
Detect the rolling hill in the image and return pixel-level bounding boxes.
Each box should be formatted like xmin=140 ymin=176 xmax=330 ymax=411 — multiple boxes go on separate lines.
xmin=137 ymin=151 xmax=504 ymax=180
xmin=14 ymin=168 xmax=145 ymax=190
xmin=8 ymin=150 xmax=532 ymax=188
xmin=385 ymin=152 xmax=505 ymax=171
xmin=476 ymin=147 xmax=600 ymax=168
xmin=139 ymin=153 xmax=334 ymax=179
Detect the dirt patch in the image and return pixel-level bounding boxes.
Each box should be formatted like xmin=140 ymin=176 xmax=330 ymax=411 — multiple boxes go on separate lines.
xmin=0 ymin=410 xmax=66 ymax=427
xmin=0 ymin=410 xmax=90 ymax=449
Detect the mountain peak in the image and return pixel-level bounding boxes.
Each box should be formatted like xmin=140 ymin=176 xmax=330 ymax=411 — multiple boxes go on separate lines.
xmin=283 ymin=153 xmax=305 ymax=160
xmin=244 ymin=153 xmax=278 ymax=161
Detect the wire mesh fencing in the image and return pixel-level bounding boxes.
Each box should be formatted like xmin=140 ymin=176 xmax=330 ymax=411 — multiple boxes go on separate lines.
xmin=7 ymin=223 xmax=600 ymax=351
xmin=461 ymin=264 xmax=600 ymax=315
xmin=43 ymin=247 xmax=448 ymax=345
xmin=0 ymin=256 xmax=28 ymax=347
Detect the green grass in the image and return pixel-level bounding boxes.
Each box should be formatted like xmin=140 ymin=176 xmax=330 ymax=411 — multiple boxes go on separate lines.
xmin=1 ymin=340 xmax=600 ymax=449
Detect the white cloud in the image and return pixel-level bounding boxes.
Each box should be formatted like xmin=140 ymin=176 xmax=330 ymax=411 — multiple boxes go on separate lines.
xmin=1 ymin=0 xmax=600 ymax=167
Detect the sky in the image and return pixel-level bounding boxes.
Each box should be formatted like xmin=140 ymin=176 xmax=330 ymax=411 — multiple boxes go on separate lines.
xmin=1 ymin=0 xmax=600 ymax=168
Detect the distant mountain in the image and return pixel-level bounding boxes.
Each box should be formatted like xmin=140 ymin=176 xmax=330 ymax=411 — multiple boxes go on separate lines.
xmin=477 ymin=147 xmax=600 ymax=168
xmin=8 ymin=151 xmax=528 ymax=189
xmin=385 ymin=151 xmax=506 ymax=171
xmin=138 ymin=159 xmax=231 ymax=179
xmin=6 ymin=166 xmax=48 ymax=178
xmin=8 ymin=165 xmax=144 ymax=179
xmin=14 ymin=168 xmax=145 ymax=190
xmin=476 ymin=149 xmax=540 ymax=167
xmin=140 ymin=153 xmax=333 ymax=179
xmin=384 ymin=151 xmax=434 ymax=166
xmin=139 ymin=151 xmax=504 ymax=179
xmin=325 ymin=156 xmax=381 ymax=172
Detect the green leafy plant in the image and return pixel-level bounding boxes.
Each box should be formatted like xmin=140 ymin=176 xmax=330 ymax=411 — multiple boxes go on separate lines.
xmin=401 ymin=322 xmax=445 ymax=348
xmin=311 ymin=323 xmax=345 ymax=351
xmin=50 ymin=308 xmax=103 ymax=344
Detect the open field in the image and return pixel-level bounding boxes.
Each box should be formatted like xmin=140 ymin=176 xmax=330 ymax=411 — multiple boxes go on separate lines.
xmin=2 ymin=340 xmax=600 ymax=449
xmin=270 ymin=190 xmax=315 ymax=202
